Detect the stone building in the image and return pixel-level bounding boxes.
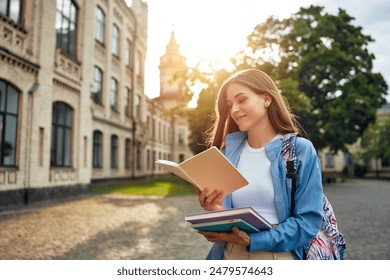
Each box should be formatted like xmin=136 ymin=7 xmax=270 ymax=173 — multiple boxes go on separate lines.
xmin=0 ymin=0 xmax=192 ymax=207
xmin=318 ymin=103 xmax=390 ymax=180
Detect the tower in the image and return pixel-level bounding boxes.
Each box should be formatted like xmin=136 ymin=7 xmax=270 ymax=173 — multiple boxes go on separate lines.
xmin=155 ymin=31 xmax=193 ymax=163
xmin=157 ymin=31 xmax=187 ymax=109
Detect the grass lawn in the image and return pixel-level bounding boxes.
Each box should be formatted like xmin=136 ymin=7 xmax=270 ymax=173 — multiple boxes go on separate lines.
xmin=91 ymin=175 xmax=197 ymax=197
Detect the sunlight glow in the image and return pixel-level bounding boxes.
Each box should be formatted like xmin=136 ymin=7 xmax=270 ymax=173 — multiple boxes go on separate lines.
xmin=142 ymin=0 xmax=317 ymax=99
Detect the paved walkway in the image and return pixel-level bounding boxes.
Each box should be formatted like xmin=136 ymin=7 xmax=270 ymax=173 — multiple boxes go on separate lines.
xmin=0 ymin=194 xmax=212 ymax=260
xmin=1 ymin=178 xmax=389 ymax=260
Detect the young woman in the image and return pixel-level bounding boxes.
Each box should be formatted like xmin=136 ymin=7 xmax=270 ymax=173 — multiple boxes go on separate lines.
xmin=197 ymin=69 xmax=323 ymax=260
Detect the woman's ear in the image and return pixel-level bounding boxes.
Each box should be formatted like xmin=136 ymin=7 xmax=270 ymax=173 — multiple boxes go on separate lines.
xmin=263 ymin=92 xmax=272 ymax=108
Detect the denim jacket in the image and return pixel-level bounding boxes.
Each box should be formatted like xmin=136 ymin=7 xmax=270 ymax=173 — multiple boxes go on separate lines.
xmin=206 ymin=131 xmax=323 ymax=260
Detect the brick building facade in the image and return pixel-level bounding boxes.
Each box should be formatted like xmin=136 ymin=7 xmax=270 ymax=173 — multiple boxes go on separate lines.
xmin=0 ymin=0 xmax=192 ymax=207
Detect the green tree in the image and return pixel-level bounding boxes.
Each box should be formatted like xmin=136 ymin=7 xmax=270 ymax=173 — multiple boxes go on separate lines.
xmin=185 ymin=67 xmax=231 ymax=154
xmin=358 ymin=117 xmax=390 ymax=177
xmin=234 ymin=5 xmax=388 ymax=151
xmin=183 ymin=5 xmax=388 ymax=155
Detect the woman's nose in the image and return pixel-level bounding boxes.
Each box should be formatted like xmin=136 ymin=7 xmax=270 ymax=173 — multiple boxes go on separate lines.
xmin=232 ymin=103 xmax=239 ymax=113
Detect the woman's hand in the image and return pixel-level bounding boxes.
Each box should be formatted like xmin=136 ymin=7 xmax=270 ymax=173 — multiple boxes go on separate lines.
xmin=198 ymin=189 xmax=224 ymax=211
xmin=198 ymin=226 xmax=250 ymax=247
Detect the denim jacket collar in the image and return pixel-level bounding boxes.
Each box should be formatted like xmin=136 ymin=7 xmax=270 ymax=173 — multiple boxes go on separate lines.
xmin=225 ymin=131 xmax=283 ymax=164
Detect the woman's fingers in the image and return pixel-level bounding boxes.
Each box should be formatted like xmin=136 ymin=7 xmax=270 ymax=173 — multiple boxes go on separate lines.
xmin=199 ymin=188 xmax=223 ymax=211
xmin=198 ymin=188 xmax=209 ymax=207
xmin=203 ymin=189 xmax=218 ymax=206
xmin=198 ymin=227 xmax=250 ymax=246
xmin=198 ymin=231 xmax=227 ymax=242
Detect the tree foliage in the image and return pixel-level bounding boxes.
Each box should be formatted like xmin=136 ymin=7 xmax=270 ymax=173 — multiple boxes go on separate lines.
xmin=238 ymin=5 xmax=388 ymax=151
xmin=184 ymin=67 xmax=231 ymax=154
xmin=357 ymin=117 xmax=390 ymax=176
xmin=183 ymin=5 xmax=388 ymax=154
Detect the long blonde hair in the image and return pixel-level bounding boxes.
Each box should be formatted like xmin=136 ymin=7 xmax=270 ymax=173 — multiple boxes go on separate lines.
xmin=206 ymin=69 xmax=300 ymax=149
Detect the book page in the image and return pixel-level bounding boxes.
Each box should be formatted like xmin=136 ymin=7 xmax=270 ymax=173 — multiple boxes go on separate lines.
xmin=155 ymin=160 xmax=196 ymax=186
xmin=178 ymin=147 xmax=248 ymax=196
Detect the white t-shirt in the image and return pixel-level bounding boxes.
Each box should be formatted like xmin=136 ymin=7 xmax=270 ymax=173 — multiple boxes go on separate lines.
xmin=232 ymin=137 xmax=282 ymax=225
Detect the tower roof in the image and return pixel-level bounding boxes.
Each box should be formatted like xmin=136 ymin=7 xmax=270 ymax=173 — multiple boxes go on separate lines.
xmin=166 ymin=30 xmax=179 ymax=54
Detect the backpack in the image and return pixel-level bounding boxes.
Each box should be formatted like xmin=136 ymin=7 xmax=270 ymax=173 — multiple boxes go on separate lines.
xmin=282 ymin=133 xmax=346 ymax=260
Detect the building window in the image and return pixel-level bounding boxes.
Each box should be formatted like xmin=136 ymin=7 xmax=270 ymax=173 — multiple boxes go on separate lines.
xmin=179 ymin=154 xmax=185 ymax=163
xmin=95 ymin=6 xmax=105 ymax=44
xmin=112 ymin=24 xmax=120 ymax=56
xmin=111 ymin=134 xmax=118 ymax=168
xmin=51 ymin=102 xmax=73 ymax=167
xmin=125 ymin=39 xmax=132 ymax=66
xmin=0 ymin=0 xmax=23 ymax=25
xmin=146 ymin=149 xmax=150 ymax=170
xmin=83 ymin=136 xmax=87 ymax=167
xmin=136 ymin=141 xmax=141 ymax=170
xmin=178 ymin=128 xmax=185 ymax=144
xmin=0 ymin=80 xmax=19 ymax=166
xmin=325 ymin=153 xmax=335 ymax=168
xmin=110 ymin=78 xmax=118 ymax=111
xmin=124 ymin=87 xmax=130 ymax=117
xmin=125 ymin=138 xmax=131 ymax=169
xmin=152 ymin=118 xmax=156 ymax=139
xmin=55 ymin=0 xmax=78 ymax=58
xmin=92 ymin=66 xmax=103 ymax=104
xmin=39 ymin=127 xmax=44 ymax=167
xmin=92 ymin=130 xmax=102 ymax=168
xmin=158 ymin=122 xmax=161 ymax=140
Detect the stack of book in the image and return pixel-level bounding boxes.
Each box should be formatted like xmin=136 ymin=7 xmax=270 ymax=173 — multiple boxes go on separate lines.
xmin=185 ymin=207 xmax=272 ymax=233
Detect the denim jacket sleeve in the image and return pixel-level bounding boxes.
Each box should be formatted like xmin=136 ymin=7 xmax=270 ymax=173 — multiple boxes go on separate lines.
xmin=247 ymin=137 xmax=323 ymax=255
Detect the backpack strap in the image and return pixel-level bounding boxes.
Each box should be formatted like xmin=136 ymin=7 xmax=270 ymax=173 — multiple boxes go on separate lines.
xmin=282 ymin=133 xmax=298 ymax=216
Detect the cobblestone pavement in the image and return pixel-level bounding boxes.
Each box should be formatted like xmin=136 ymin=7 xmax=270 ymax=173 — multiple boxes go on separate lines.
xmin=0 ymin=194 xmax=212 ymax=260
xmin=0 ymin=178 xmax=389 ymax=260
xmin=322 ymin=178 xmax=390 ymax=260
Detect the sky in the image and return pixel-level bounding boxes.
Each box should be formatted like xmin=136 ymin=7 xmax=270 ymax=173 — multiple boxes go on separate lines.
xmin=135 ymin=0 xmax=390 ymax=101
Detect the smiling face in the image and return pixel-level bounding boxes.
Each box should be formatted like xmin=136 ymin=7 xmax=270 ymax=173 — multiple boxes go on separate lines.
xmin=226 ymin=82 xmax=271 ymax=134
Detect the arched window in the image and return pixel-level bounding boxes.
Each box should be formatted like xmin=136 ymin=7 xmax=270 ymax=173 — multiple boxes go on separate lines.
xmin=136 ymin=141 xmax=141 ymax=170
xmin=51 ymin=102 xmax=73 ymax=167
xmin=124 ymin=87 xmax=130 ymax=116
xmin=112 ymin=24 xmax=120 ymax=56
xmin=95 ymin=6 xmax=105 ymax=44
xmin=111 ymin=134 xmax=118 ymax=168
xmin=0 ymin=80 xmax=19 ymax=166
xmin=92 ymin=130 xmax=103 ymax=168
xmin=125 ymin=138 xmax=131 ymax=169
xmin=92 ymin=66 xmax=103 ymax=104
xmin=55 ymin=0 xmax=78 ymax=57
xmin=110 ymin=77 xmax=118 ymax=111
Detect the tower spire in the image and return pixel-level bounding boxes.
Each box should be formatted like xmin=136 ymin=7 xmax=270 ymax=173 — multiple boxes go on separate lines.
xmin=166 ymin=28 xmax=179 ymax=54
xmin=158 ymin=30 xmax=187 ymax=106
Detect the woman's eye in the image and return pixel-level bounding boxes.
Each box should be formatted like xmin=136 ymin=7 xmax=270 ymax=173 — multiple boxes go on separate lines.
xmin=238 ymin=98 xmax=247 ymax=103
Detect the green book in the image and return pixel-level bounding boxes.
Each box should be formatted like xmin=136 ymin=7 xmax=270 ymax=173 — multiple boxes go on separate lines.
xmin=191 ymin=218 xmax=260 ymax=233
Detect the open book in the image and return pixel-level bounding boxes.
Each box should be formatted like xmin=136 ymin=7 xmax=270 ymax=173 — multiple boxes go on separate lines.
xmin=185 ymin=207 xmax=272 ymax=232
xmin=155 ymin=147 xmax=248 ymax=197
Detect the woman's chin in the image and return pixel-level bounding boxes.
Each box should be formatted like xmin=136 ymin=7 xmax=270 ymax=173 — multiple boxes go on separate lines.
xmin=237 ymin=125 xmax=249 ymax=132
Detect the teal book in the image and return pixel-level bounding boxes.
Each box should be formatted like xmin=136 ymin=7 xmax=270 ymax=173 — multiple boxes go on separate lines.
xmin=186 ymin=206 xmax=272 ymax=230
xmin=191 ymin=218 xmax=260 ymax=233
